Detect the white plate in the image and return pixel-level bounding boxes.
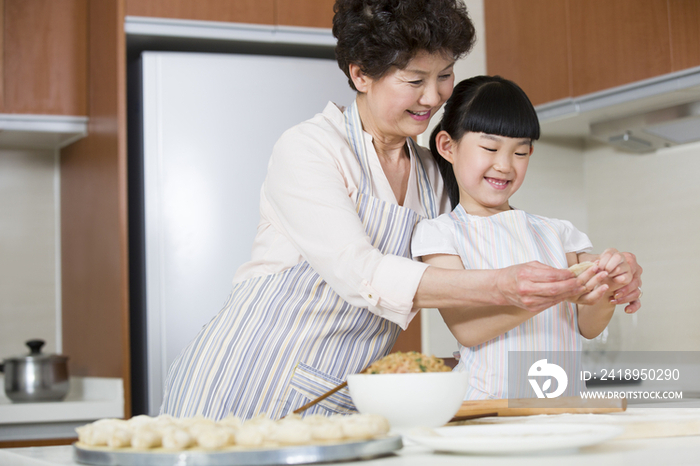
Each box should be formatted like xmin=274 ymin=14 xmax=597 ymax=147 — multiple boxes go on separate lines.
xmin=404 ymin=423 xmax=624 ymax=455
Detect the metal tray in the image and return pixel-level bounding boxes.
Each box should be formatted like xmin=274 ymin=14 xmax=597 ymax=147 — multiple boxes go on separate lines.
xmin=73 ymin=435 xmax=402 ymax=466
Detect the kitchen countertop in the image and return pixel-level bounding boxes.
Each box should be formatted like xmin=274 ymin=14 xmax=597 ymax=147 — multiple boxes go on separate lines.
xmin=2 ymin=401 xmax=699 ymax=465
xmin=2 ymin=433 xmax=699 ymax=466
xmin=0 ymin=377 xmax=124 ymax=441
xmin=0 ymin=437 xmax=700 ymax=466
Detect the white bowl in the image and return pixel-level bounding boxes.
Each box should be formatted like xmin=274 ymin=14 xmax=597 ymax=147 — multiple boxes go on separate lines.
xmin=347 ymin=371 xmax=468 ymax=432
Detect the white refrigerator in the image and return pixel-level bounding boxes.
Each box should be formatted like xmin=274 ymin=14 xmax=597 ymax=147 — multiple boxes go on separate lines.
xmin=129 ymin=51 xmax=356 ymax=415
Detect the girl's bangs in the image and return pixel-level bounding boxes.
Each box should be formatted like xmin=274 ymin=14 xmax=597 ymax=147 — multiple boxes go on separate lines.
xmin=462 ymin=84 xmax=540 ymax=140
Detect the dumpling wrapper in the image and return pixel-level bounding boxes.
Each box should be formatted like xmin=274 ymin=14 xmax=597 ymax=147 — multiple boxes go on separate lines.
xmin=569 ymin=261 xmax=595 ymax=277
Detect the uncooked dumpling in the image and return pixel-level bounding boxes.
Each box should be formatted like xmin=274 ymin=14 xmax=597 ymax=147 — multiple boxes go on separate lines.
xmin=273 ymin=419 xmax=312 ymax=445
xmin=131 ymin=426 xmax=162 ymax=449
xmin=569 ymin=261 xmax=595 ymax=276
xmin=162 ymin=428 xmax=195 ymax=450
xmin=195 ymin=426 xmax=230 ymax=450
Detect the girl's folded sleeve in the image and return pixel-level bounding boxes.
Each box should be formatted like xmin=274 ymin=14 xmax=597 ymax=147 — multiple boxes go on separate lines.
xmin=556 ymin=219 xmax=593 ymax=253
xmin=262 ymin=126 xmax=428 ymax=330
xmin=411 ymin=216 xmax=459 ymax=259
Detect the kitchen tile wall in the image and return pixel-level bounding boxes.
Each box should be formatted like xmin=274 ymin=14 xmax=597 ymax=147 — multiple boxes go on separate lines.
xmin=0 ymin=149 xmax=59 ymax=359
xmin=509 ymin=139 xmax=588 ymax=233
xmin=584 ymin=141 xmax=700 ymax=351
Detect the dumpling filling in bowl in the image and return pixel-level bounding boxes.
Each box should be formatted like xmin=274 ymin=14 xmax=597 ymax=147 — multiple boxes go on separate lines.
xmin=365 ymin=351 xmax=452 ymax=374
xmin=349 ymin=352 xmax=468 ymax=432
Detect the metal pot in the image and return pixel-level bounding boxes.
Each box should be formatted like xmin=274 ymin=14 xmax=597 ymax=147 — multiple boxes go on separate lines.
xmin=0 ymin=339 xmax=69 ymax=402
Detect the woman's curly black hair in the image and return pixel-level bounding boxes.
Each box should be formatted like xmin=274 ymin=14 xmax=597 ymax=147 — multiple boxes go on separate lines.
xmin=333 ymin=0 xmax=476 ymax=90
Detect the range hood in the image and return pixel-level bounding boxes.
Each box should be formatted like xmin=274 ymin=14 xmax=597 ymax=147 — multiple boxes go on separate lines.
xmin=536 ymin=65 xmax=700 ymax=153
xmin=590 ymin=101 xmax=700 ymax=153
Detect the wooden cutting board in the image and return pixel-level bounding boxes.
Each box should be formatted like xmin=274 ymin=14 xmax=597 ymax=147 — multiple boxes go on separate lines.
xmin=449 ymin=406 xmax=700 ymax=440
xmin=451 ymin=396 xmax=626 ymax=420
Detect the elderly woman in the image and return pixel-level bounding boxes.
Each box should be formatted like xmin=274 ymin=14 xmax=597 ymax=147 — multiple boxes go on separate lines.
xmin=161 ymin=0 xmax=642 ymax=420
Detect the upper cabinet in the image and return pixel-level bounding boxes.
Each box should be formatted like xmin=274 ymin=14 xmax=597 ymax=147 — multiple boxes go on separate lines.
xmin=124 ymin=0 xmax=275 ymax=25
xmin=0 ymin=0 xmax=334 ymax=117
xmin=484 ymin=0 xmax=570 ymax=106
xmin=2 ymin=0 xmax=87 ymax=115
xmin=275 ymin=0 xmax=335 ymax=28
xmin=567 ymin=0 xmax=671 ymax=97
xmin=669 ymin=0 xmax=700 ymax=71
xmin=124 ymin=0 xmax=336 ymax=29
xmin=485 ymin=0 xmax=700 ymax=107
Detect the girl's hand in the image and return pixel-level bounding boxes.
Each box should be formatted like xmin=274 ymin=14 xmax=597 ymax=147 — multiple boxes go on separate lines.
xmin=572 ymin=250 xmax=641 ymax=312
xmin=597 ymin=248 xmax=633 ymax=290
xmin=609 ymin=252 xmax=643 ymax=313
xmin=496 ymin=261 xmax=585 ymax=312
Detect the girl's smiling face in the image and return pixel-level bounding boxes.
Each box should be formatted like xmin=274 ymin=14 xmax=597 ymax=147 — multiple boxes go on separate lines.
xmin=436 ymin=131 xmax=533 ymax=216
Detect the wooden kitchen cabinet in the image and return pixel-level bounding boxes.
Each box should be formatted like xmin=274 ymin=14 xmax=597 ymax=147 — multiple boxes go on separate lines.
xmin=668 ymin=0 xmax=700 ymax=71
xmin=124 ymin=0 xmax=275 ymax=25
xmin=568 ymin=0 xmax=671 ymax=97
xmin=2 ymin=0 xmax=88 ymax=115
xmin=276 ymin=0 xmax=336 ymax=28
xmin=0 ymin=0 xmax=3 ymax=110
xmin=484 ymin=0 xmax=571 ymax=107
xmin=485 ymin=0 xmax=700 ymax=106
xmin=124 ymin=0 xmax=336 ymax=28
xmin=60 ymin=0 xmax=131 ymax=411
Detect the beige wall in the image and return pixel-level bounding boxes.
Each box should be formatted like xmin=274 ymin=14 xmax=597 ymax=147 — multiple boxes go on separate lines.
xmin=510 ymin=139 xmax=587 ymax=231
xmin=454 ymin=0 xmax=486 ymax=84
xmin=0 ymin=149 xmax=60 ymax=359
xmin=583 ymin=141 xmax=700 ymax=351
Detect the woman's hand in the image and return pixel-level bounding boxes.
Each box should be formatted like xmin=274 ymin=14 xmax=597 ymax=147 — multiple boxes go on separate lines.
xmin=566 ymin=263 xmax=610 ymax=306
xmin=495 ymin=261 xmax=585 ymax=312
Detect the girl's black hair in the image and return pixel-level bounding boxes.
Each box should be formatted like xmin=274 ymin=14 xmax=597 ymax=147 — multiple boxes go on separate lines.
xmin=430 ymin=76 xmax=540 ymax=208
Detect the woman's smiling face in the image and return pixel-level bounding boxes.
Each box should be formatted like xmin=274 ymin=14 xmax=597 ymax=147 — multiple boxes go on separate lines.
xmin=352 ymin=51 xmax=455 ymax=143
xmin=439 ymin=131 xmax=533 ymax=216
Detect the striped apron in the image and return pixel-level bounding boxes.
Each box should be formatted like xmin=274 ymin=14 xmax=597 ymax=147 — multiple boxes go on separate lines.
xmin=448 ymin=206 xmax=585 ymax=399
xmin=160 ymin=101 xmax=438 ymax=420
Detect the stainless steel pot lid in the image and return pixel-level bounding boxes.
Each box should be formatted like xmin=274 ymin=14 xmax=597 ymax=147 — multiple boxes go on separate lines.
xmin=3 ymin=339 xmax=68 ymax=363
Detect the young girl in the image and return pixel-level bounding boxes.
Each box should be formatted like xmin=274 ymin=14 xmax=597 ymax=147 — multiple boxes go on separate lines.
xmin=411 ymin=76 xmax=633 ymax=400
